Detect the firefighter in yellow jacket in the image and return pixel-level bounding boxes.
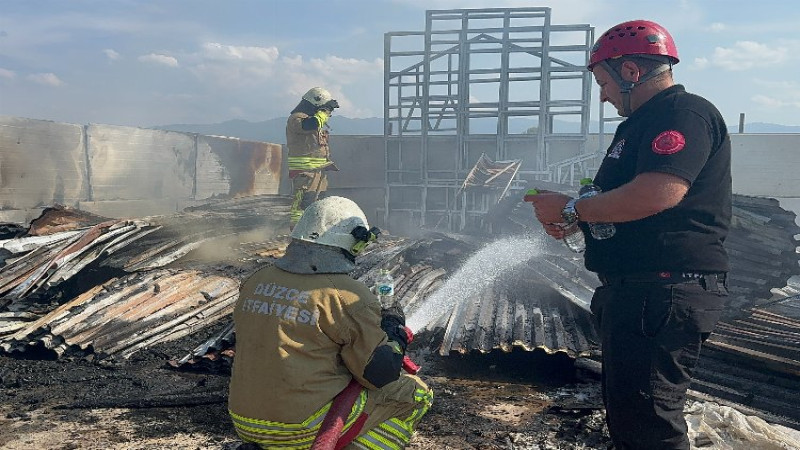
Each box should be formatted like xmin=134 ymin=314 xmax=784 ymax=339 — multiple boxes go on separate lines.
xmin=286 ymin=87 xmax=340 ymax=230
xmin=228 ymin=196 xmax=433 ymax=449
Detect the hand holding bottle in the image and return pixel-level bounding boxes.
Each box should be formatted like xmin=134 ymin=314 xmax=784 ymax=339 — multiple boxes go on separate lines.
xmin=523 ymin=189 xmax=572 ymax=225
xmin=524 ymin=189 xmax=585 ymax=252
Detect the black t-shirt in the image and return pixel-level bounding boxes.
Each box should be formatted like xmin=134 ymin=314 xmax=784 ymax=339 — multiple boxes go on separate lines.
xmin=586 ymin=85 xmax=732 ymax=274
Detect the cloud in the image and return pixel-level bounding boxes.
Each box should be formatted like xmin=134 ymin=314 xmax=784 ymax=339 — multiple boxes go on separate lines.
xmin=186 ymin=43 xmax=281 ymax=86
xmin=200 ymin=43 xmax=279 ymax=63
xmin=307 ymin=56 xmax=383 ymax=83
xmin=710 ymin=23 xmax=726 ymax=32
xmin=103 ymin=49 xmax=120 ymax=61
xmin=705 ymin=41 xmax=789 ymax=71
xmin=138 ymin=53 xmax=179 ymax=67
xmin=0 ymin=68 xmax=15 ymax=79
xmin=751 ymin=94 xmax=800 ymax=109
xmin=182 ymin=42 xmax=384 ymax=118
xmin=749 ymin=78 xmax=800 ymax=110
xmin=27 ymin=72 xmax=64 ymax=86
xmin=692 ymin=57 xmax=709 ymax=70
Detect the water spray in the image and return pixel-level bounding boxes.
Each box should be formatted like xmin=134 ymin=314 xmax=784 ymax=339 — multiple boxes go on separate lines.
xmin=405 ymin=234 xmax=545 ymax=332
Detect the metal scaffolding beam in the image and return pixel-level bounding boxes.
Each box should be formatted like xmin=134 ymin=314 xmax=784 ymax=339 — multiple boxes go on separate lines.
xmin=384 ymin=7 xmax=595 ymax=232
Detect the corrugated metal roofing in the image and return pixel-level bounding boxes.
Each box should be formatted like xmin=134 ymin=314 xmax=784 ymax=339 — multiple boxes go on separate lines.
xmin=708 ymin=295 xmax=800 ymax=375
xmin=0 ymin=195 xmax=292 ymax=357
xmin=176 ymin=233 xmax=600 ymax=372
xmin=1 ymin=191 xmax=799 ymax=427
xmin=0 ymin=218 xmax=156 ymax=309
xmin=1 ymin=269 xmax=239 ymax=359
xmin=692 ymin=295 xmax=800 ymax=427
xmin=437 ymin=267 xmax=598 ymax=357
xmin=7 ymin=192 xmax=797 ymax=367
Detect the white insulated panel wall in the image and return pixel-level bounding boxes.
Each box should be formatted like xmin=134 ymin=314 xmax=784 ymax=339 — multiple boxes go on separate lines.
xmin=0 ymin=116 xmax=88 ymax=209
xmin=86 ymin=124 xmax=195 ymax=201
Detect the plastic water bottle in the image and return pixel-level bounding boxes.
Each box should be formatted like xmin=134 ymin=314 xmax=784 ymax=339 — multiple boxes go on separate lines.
xmin=375 ymin=269 xmax=395 ymax=308
xmin=578 ymin=178 xmax=616 ymax=240
xmin=524 ymin=188 xmax=585 ymax=253
xmin=562 ymin=222 xmax=586 ymax=253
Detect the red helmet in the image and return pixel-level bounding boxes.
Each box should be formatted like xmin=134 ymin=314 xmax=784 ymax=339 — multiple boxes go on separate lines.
xmin=588 ymin=20 xmax=679 ymax=71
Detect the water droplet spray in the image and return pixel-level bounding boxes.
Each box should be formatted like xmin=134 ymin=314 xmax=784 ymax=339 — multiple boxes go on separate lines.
xmin=406 ymin=235 xmax=546 ymax=332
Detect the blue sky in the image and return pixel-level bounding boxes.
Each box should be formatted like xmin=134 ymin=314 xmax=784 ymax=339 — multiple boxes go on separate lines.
xmin=1 ymin=0 xmax=799 ymax=128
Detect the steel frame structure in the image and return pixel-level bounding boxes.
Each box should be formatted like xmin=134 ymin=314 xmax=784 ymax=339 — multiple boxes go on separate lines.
xmin=384 ymin=7 xmax=595 ymax=232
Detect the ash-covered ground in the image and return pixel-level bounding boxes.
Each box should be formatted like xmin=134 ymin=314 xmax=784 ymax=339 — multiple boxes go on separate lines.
xmin=0 ymin=320 xmax=612 ymax=450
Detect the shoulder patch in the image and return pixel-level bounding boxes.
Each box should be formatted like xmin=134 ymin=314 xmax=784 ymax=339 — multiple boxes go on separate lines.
xmin=652 ymin=130 xmax=686 ymax=155
xmin=607 ymin=139 xmax=625 ymax=159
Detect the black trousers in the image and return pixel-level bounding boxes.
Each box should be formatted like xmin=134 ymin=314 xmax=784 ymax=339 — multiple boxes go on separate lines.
xmin=590 ymin=278 xmax=726 ymax=450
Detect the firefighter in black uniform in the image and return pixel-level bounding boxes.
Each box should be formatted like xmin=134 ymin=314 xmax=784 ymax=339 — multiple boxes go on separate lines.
xmin=527 ymin=19 xmax=731 ymax=450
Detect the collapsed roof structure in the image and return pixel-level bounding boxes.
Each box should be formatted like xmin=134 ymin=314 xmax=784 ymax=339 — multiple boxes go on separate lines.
xmin=1 ymin=191 xmax=798 ymax=429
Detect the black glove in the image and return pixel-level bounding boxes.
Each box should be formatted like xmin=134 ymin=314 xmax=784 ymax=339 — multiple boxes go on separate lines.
xmin=380 ymin=305 xmax=408 ymax=351
xmin=381 ymin=304 xmax=405 ymax=325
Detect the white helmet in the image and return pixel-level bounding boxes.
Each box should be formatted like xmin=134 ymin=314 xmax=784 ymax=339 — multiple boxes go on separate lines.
xmin=302 ymin=87 xmax=334 ymax=107
xmin=291 ymin=196 xmax=374 ymax=255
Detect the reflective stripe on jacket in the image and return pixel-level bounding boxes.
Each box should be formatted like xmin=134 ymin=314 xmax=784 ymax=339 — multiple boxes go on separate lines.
xmin=287 ymin=156 xmax=330 ymax=171
xmin=229 ymin=388 xmax=368 ymax=448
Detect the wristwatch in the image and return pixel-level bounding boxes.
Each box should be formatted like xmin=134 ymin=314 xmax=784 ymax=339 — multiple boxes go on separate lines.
xmin=561 ymin=198 xmax=580 ymax=224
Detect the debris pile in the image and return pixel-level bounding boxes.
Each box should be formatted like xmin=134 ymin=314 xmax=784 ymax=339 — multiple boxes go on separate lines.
xmin=1 ymin=193 xmax=799 ymax=448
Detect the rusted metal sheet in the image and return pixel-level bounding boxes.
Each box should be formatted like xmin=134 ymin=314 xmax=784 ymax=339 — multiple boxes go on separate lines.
xmin=0 ymin=269 xmax=239 ymax=359
xmin=99 ymin=195 xmax=293 ymax=271
xmin=0 ymin=195 xmax=292 ymax=302
xmin=707 ymin=295 xmax=800 ymax=376
xmin=171 ymin=321 xmax=235 ymax=369
xmin=0 ymin=194 xmax=293 ymax=353
xmin=691 ymin=296 xmax=800 ymax=428
xmin=725 ymin=195 xmax=800 ymax=314
xmin=26 ymin=205 xmax=111 ymax=236
xmin=195 ymin=136 xmax=282 ymax=199
xmin=692 ymin=295 xmax=800 ymax=425
xmin=0 ymin=219 xmax=156 ymax=308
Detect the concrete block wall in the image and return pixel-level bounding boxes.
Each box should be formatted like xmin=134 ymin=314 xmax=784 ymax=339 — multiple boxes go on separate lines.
xmin=0 ymin=116 xmax=282 ymax=225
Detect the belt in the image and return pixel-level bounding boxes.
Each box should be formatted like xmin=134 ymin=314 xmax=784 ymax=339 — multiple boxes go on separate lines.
xmin=598 ymin=271 xmax=727 ymax=291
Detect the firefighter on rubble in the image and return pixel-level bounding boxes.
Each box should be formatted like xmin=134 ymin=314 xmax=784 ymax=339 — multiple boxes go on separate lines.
xmin=286 ymin=87 xmax=341 ymax=230
xmin=228 ymin=196 xmax=433 ymax=449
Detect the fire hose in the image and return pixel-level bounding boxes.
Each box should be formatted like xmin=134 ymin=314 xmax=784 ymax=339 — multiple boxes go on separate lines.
xmin=310 ymin=327 xmax=419 ymax=450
